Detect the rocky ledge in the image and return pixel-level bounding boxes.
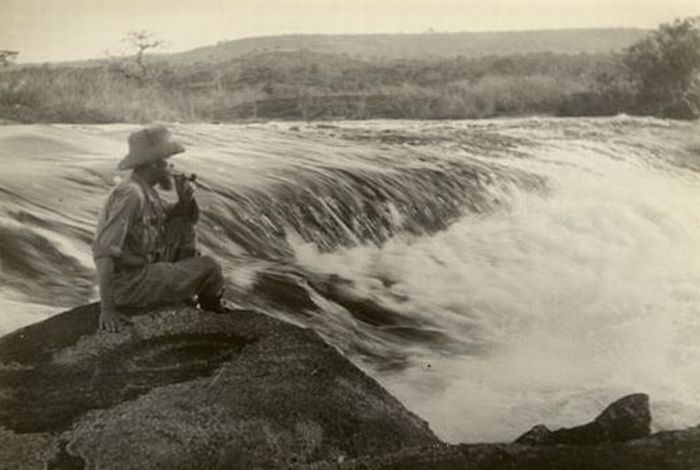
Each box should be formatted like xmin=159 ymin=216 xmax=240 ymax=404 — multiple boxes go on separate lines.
xmin=1 ymin=304 xmax=699 ymax=469
xmin=313 ymin=394 xmax=700 ymax=469
xmin=0 ymin=303 xmax=437 ymax=469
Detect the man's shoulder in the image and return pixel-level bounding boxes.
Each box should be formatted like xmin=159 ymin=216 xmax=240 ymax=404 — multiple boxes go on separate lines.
xmin=111 ymin=177 xmax=145 ymax=197
xmin=106 ymin=178 xmax=146 ymax=208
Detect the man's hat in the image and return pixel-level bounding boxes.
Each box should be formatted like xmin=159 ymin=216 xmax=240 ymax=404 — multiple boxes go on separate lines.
xmin=118 ymin=125 xmax=185 ymax=170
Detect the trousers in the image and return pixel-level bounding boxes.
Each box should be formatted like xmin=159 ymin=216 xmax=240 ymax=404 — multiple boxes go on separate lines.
xmin=113 ymin=216 xmax=224 ymax=308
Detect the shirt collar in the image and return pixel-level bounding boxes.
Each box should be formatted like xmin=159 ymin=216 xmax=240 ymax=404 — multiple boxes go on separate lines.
xmin=130 ymin=171 xmax=154 ymax=191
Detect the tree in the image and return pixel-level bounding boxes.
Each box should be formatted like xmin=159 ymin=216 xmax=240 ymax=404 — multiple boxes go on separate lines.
xmin=124 ymin=30 xmax=164 ymax=77
xmin=624 ymin=16 xmax=700 ymax=118
xmin=0 ymin=50 xmax=18 ymax=68
xmin=108 ymin=30 xmax=164 ymax=84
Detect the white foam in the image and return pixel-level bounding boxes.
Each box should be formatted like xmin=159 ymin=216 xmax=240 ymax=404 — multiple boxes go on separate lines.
xmin=294 ymin=129 xmax=700 ymax=442
xmin=2 ymin=119 xmax=699 ymax=443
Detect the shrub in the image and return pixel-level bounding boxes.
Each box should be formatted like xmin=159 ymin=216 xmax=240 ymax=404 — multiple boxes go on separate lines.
xmin=624 ymin=16 xmax=700 ymax=118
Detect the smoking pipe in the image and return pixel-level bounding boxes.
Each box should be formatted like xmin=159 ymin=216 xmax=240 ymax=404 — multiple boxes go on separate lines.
xmin=172 ymin=170 xmax=197 ymax=182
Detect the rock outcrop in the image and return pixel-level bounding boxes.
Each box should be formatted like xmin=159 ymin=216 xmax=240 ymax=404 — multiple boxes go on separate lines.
xmin=304 ymin=425 xmax=700 ymax=470
xmin=2 ymin=303 xmax=700 ymax=470
xmin=0 ymin=303 xmax=438 ymax=469
xmin=515 ymin=393 xmax=651 ymax=445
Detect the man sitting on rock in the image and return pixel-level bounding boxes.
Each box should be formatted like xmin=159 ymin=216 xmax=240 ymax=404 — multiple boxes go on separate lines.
xmin=93 ymin=125 xmax=226 ymax=332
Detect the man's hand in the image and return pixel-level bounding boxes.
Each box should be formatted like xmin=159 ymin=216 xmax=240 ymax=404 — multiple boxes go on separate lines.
xmin=99 ymin=308 xmax=132 ymax=333
xmin=95 ymin=257 xmax=131 ymax=333
xmin=172 ymin=174 xmax=199 ymax=223
xmin=174 ymin=175 xmax=195 ymax=203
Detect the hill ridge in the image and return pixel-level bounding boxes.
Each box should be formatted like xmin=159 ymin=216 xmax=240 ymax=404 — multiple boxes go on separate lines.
xmin=165 ymin=27 xmax=649 ymax=65
xmin=43 ymin=27 xmax=649 ymax=67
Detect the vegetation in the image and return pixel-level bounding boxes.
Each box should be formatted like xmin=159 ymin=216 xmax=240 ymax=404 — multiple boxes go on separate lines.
xmin=0 ymin=51 xmax=19 ymax=68
xmin=0 ymin=21 xmax=697 ymax=123
xmin=624 ymin=16 xmax=700 ymax=118
xmin=108 ymin=30 xmax=166 ymax=85
xmin=0 ymin=52 xmax=620 ymax=123
xmin=165 ymin=28 xmax=647 ymax=64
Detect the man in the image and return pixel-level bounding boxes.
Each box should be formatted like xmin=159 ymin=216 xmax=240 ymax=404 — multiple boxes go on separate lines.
xmin=93 ymin=125 xmax=225 ymax=332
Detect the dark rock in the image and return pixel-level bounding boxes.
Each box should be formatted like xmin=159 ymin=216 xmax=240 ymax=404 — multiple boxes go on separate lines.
xmin=253 ymin=271 xmax=318 ymax=312
xmin=515 ymin=393 xmax=651 ymax=446
xmin=308 ymin=426 xmax=700 ymax=470
xmin=309 ymin=274 xmax=445 ymax=336
xmin=0 ymin=303 xmax=438 ymax=469
xmin=590 ymin=393 xmax=651 ymax=441
xmin=2 ymin=304 xmax=696 ymax=470
xmin=0 ymin=302 xmax=100 ymax=365
xmin=515 ymin=424 xmax=553 ymax=445
xmin=47 ymin=440 xmax=86 ymax=470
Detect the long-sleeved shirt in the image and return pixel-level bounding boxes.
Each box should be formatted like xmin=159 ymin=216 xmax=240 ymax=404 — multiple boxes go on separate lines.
xmin=92 ymin=173 xmax=168 ymax=269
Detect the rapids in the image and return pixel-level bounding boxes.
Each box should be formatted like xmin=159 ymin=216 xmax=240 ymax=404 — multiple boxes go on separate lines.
xmin=1 ymin=117 xmax=699 ymax=442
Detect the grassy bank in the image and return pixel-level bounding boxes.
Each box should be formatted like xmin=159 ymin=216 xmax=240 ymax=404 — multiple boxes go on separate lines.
xmin=0 ymin=50 xmax=672 ymax=123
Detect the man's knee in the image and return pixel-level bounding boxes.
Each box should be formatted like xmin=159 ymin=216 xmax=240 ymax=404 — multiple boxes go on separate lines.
xmin=195 ymin=255 xmax=224 ymax=305
xmin=199 ymin=255 xmax=224 ymax=288
xmin=200 ymin=255 xmax=222 ymax=275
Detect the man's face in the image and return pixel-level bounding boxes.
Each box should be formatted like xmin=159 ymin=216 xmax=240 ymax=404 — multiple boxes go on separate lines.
xmin=151 ymin=159 xmax=174 ymax=191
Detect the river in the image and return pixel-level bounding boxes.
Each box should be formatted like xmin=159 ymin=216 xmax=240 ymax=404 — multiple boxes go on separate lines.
xmin=1 ymin=116 xmax=699 ymax=442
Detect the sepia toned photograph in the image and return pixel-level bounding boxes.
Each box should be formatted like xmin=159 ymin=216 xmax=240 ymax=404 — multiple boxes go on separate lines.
xmin=1 ymin=1 xmax=699 ymax=468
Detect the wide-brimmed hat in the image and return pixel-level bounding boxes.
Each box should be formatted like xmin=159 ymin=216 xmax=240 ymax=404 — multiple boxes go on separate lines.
xmin=117 ymin=125 xmax=185 ymax=170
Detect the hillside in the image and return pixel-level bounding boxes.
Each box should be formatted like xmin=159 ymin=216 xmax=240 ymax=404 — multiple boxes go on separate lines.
xmin=163 ymin=28 xmax=649 ymax=65
xmin=8 ymin=26 xmax=697 ymax=123
xmin=1 ymin=50 xmax=628 ymax=123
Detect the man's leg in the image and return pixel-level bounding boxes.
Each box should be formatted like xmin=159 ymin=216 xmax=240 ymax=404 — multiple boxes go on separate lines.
xmin=162 ymin=216 xmax=198 ymax=262
xmin=115 ymin=211 xmax=227 ymax=311
xmin=161 ymin=215 xmax=227 ymax=311
xmin=114 ymin=256 xmax=225 ymax=310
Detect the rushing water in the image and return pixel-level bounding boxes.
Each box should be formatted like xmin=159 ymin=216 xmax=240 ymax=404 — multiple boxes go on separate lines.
xmin=1 ymin=117 xmax=699 ymax=442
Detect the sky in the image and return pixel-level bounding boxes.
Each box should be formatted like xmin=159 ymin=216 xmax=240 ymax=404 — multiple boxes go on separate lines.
xmin=2 ymin=0 xmax=699 ymax=63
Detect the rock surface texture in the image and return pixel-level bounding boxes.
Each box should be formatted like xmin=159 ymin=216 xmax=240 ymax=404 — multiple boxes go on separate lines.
xmin=0 ymin=303 xmax=438 ymax=469
xmin=515 ymin=393 xmax=651 ymax=445
xmin=1 ymin=304 xmax=700 ymax=469
xmin=303 ymin=426 xmax=700 ymax=470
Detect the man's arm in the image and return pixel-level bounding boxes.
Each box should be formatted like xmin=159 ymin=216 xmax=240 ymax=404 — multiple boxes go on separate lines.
xmin=95 ymin=257 xmax=131 ymax=332
xmin=93 ymin=184 xmax=141 ymax=332
xmin=165 ymin=176 xmax=199 ymax=223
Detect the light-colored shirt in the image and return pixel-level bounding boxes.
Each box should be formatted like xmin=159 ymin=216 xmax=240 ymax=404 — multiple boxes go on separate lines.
xmin=92 ymin=173 xmax=167 ymax=267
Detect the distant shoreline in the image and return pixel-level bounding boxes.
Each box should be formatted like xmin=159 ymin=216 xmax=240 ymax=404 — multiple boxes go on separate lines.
xmin=2 ymin=24 xmax=698 ymax=124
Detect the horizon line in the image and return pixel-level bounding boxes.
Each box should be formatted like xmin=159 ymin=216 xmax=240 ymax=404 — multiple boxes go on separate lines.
xmin=13 ymin=25 xmax=651 ymax=65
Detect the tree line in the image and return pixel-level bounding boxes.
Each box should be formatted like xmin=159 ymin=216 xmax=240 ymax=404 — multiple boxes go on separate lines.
xmin=1 ymin=17 xmax=698 ymax=122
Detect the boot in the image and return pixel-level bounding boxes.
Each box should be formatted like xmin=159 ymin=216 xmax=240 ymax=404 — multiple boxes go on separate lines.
xmin=198 ymin=294 xmax=229 ymax=314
